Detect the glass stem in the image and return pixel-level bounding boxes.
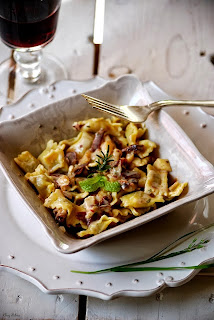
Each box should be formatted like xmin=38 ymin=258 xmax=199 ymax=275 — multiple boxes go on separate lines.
xmin=13 ymin=48 xmax=43 ymax=83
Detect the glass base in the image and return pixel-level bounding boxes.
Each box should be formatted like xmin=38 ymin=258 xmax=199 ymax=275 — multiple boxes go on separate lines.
xmin=0 ymin=53 xmax=68 ymax=106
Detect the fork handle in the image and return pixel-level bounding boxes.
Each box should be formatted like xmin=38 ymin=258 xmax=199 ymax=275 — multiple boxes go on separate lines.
xmin=152 ymin=100 xmax=214 ymax=109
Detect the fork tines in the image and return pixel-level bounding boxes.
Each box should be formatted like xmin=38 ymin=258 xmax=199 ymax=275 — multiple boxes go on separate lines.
xmin=81 ymin=94 xmax=128 ymax=120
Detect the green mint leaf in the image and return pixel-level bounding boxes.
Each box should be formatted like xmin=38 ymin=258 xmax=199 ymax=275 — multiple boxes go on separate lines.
xmin=98 ymin=176 xmax=107 ymax=188
xmin=79 ymin=174 xmax=121 ymax=193
xmin=79 ymin=175 xmax=103 ymax=192
xmin=79 ymin=182 xmax=100 ymax=192
xmin=104 ymin=180 xmax=121 ymax=192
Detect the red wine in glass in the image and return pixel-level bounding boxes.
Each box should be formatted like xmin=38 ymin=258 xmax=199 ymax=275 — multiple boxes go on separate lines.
xmin=0 ymin=0 xmax=66 ymax=99
xmin=0 ymin=0 xmax=61 ymax=49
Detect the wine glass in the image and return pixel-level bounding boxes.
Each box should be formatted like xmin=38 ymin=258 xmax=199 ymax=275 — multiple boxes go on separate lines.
xmin=0 ymin=0 xmax=67 ymax=105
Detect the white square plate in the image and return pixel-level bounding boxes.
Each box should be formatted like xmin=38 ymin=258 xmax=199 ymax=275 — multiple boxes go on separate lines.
xmin=0 ymin=75 xmax=214 ymax=254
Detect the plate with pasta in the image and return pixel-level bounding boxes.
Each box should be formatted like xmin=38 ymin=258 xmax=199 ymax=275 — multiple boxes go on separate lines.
xmin=0 ymin=75 xmax=214 ymax=254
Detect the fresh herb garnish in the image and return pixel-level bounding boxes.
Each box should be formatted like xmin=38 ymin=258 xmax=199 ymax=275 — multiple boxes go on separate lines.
xmin=79 ymin=145 xmax=121 ymax=192
xmin=70 ymin=238 xmax=210 ymax=274
xmin=95 ymin=145 xmax=114 ymax=173
xmin=100 ymin=263 xmax=214 ymax=272
xmin=79 ymin=175 xmax=105 ymax=192
xmin=103 ymin=180 xmax=121 ymax=192
xmin=79 ymin=174 xmax=121 ymax=193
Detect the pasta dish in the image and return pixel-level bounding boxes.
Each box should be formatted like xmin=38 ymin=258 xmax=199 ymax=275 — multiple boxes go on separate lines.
xmin=14 ymin=117 xmax=187 ymax=238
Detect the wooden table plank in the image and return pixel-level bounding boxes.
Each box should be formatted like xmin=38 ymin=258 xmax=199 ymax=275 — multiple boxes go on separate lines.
xmin=86 ymin=276 xmax=214 ymax=320
xmin=47 ymin=0 xmax=95 ymax=80
xmin=0 ymin=270 xmax=79 ymax=320
xmin=100 ymin=0 xmax=214 ymax=99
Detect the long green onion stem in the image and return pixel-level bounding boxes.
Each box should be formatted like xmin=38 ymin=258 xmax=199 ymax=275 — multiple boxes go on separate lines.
xmin=71 ymin=238 xmax=211 ymax=274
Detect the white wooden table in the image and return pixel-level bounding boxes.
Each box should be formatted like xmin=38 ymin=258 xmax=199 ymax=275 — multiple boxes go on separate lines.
xmin=1 ymin=0 xmax=214 ymax=318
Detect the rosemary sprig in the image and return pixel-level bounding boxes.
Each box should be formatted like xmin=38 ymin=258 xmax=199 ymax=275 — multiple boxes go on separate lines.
xmin=70 ymin=238 xmax=210 ymax=274
xmin=95 ymin=145 xmax=114 ymax=173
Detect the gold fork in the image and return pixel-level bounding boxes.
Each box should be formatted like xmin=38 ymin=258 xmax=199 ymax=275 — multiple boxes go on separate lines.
xmin=82 ymin=94 xmax=214 ymax=123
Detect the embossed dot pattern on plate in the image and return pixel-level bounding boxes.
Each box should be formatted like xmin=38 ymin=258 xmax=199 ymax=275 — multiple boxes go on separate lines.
xmin=105 ymin=282 xmax=113 ymax=287
xmin=49 ymin=85 xmax=56 ymax=92
xmin=156 ymin=279 xmax=164 ymax=285
xmin=41 ymin=87 xmax=49 ymax=94
xmin=8 ymin=114 xmax=15 ymax=120
xmin=165 ymin=276 xmax=174 ymax=282
xmin=132 ymin=279 xmax=139 ymax=284
xmin=8 ymin=255 xmax=15 ymax=259
xmin=28 ymin=267 xmax=36 ymax=272
xmin=28 ymin=103 xmax=35 ymax=108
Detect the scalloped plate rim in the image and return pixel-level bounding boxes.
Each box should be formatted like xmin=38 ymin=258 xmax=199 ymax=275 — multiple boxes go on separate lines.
xmin=0 ymin=75 xmax=214 ymax=299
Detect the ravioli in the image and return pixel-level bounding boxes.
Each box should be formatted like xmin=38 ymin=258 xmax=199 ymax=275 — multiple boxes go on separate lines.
xmin=121 ymin=191 xmax=164 ymax=208
xmin=125 ymin=122 xmax=146 ymax=145
xmin=44 ymin=189 xmax=87 ymax=229
xmin=77 ymin=215 xmax=118 ymax=237
xmin=14 ymin=151 xmax=40 ymax=173
xmin=38 ymin=140 xmax=68 ymax=173
xmin=144 ymin=164 xmax=169 ymax=197
xmin=25 ymin=164 xmax=55 ymax=199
